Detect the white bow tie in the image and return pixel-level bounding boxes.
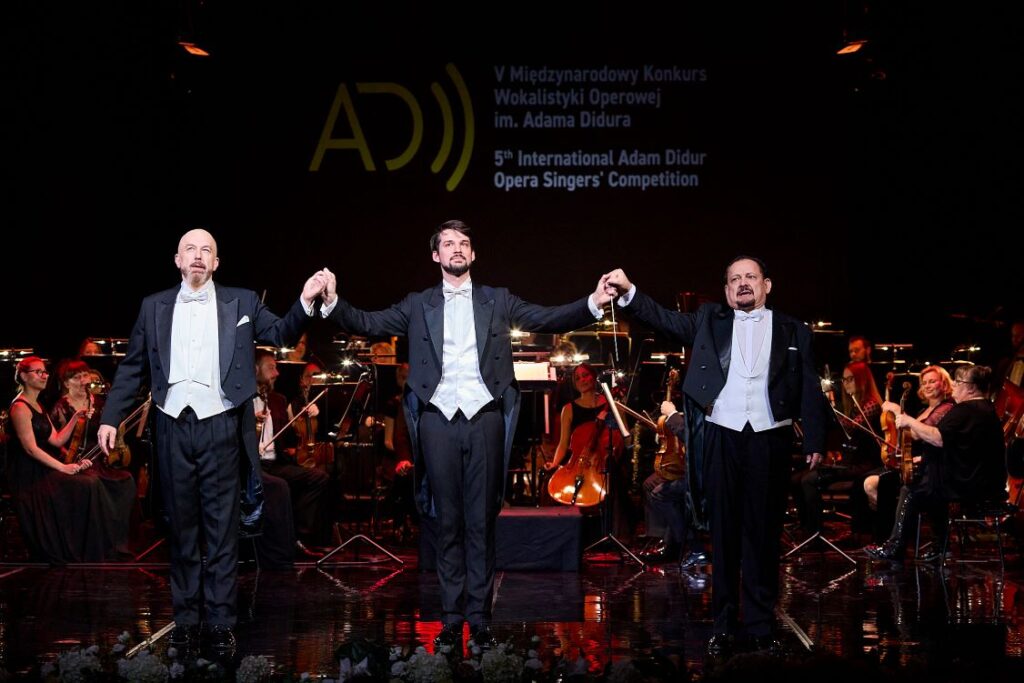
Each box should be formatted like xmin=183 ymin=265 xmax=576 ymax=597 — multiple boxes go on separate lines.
xmin=735 ymin=309 xmax=764 ymax=322
xmin=179 ymin=289 xmax=209 ymax=304
xmin=443 ymin=286 xmax=471 ymax=301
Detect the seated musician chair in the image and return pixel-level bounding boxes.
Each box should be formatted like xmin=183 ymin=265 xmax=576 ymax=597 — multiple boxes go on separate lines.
xmin=940 ymin=499 xmax=1015 ymax=573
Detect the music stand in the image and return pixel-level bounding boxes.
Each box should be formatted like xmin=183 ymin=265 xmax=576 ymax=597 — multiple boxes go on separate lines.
xmin=784 ymin=393 xmax=858 ymax=566
xmin=317 ymin=371 xmax=403 ymax=567
xmin=582 ymin=383 xmax=645 ymax=567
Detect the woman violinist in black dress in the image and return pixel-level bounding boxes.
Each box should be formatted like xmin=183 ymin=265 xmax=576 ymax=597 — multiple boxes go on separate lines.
xmin=7 ymin=357 xmax=126 ymax=563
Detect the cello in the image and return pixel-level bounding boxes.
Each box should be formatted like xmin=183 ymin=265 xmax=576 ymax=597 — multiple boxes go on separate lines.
xmin=547 ymin=408 xmax=625 ymax=506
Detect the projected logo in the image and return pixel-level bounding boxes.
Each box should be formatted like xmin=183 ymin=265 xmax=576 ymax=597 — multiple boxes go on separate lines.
xmin=309 ymin=63 xmax=474 ymax=191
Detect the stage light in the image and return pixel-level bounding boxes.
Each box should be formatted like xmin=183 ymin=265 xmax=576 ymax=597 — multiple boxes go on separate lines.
xmin=178 ymin=41 xmax=210 ymax=57
xmin=837 ymin=39 xmax=867 ymax=55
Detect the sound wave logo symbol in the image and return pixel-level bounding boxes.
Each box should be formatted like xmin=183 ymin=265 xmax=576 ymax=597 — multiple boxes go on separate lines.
xmin=309 ymin=63 xmax=475 ymax=192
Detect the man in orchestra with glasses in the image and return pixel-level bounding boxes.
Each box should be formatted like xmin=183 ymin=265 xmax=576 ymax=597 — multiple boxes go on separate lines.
xmin=865 ymin=364 xmax=1006 ymax=564
xmin=601 ymin=256 xmax=825 ymax=659
xmin=98 ymin=228 xmax=328 ymax=657
xmin=316 ymin=219 xmax=607 ymax=653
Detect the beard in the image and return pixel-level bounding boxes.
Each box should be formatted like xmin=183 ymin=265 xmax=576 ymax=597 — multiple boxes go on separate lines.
xmin=441 ymin=260 xmax=471 ymax=277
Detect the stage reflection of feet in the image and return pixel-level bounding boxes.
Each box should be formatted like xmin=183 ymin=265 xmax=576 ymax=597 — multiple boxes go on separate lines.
xmin=168 ymin=624 xmax=199 ymax=653
xmin=469 ymin=626 xmax=496 ymax=650
xmin=205 ymin=625 xmax=236 ymax=660
xmin=705 ymin=633 xmax=734 ymax=659
xmin=681 ymin=571 xmax=708 ymax=591
xmin=744 ymin=634 xmax=784 ymax=657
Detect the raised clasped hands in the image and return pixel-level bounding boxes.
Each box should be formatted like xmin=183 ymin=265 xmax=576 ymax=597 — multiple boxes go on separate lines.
xmin=319 ymin=267 xmax=337 ymax=306
xmin=592 ymin=268 xmax=633 ymax=307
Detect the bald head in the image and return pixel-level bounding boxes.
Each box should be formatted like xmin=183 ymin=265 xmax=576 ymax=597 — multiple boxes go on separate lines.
xmin=175 ymin=228 xmax=220 ymax=289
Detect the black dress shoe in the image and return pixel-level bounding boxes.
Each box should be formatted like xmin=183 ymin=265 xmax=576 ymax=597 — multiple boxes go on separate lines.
xmin=168 ymin=624 xmax=198 ymax=650
xmin=706 ymin=633 xmax=734 ymax=658
xmin=469 ymin=626 xmax=496 ymax=649
xmin=433 ymin=623 xmax=463 ymax=655
xmin=207 ymin=625 xmax=236 ymax=656
xmin=679 ymin=551 xmax=709 ymax=570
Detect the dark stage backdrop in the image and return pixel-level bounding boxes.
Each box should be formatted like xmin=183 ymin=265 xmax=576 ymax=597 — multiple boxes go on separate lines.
xmin=4 ymin=3 xmax=1022 ymax=371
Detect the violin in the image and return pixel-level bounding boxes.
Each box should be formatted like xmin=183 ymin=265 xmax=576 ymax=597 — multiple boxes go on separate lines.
xmin=547 ymin=407 xmax=625 ymax=507
xmin=292 ymin=390 xmax=333 ymax=469
xmin=654 ymin=369 xmax=684 ymax=481
xmin=108 ymin=422 xmax=132 ymax=467
xmin=880 ymin=372 xmax=900 ymax=468
xmin=64 ymin=410 xmax=89 ymax=463
xmin=897 ymin=382 xmax=916 ymax=485
xmin=64 ymin=393 xmax=95 ymax=463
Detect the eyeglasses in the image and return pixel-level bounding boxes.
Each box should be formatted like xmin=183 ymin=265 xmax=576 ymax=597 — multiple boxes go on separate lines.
xmin=953 ymin=379 xmax=973 ymax=386
xmin=25 ymin=369 xmax=49 ymax=376
xmin=841 ymin=376 xmax=855 ymax=383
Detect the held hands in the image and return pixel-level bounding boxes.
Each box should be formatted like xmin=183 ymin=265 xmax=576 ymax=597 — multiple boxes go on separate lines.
xmin=604 ymin=269 xmax=632 ymax=296
xmin=301 ymin=269 xmax=336 ymax=308
xmin=97 ymin=424 xmax=117 ymax=455
xmin=320 ymin=267 xmax=337 ymax=306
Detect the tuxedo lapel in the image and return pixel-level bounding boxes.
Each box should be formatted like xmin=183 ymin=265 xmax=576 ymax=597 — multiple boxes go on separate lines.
xmin=473 ymin=285 xmax=495 ymax=363
xmin=424 ymin=285 xmax=444 ymax=363
xmin=768 ymin=315 xmax=788 ymax=385
xmin=712 ymin=308 xmax=733 ymax=374
xmin=217 ymin=292 xmax=238 ymax=382
xmin=155 ymin=290 xmax=175 ymax=382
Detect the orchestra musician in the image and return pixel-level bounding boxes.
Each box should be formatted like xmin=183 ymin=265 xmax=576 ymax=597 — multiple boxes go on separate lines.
xmin=791 ymin=361 xmax=882 ymax=538
xmin=545 ymin=363 xmax=632 ymax=539
xmin=380 ymin=362 xmax=417 ymax=541
xmin=862 ymin=365 xmax=955 ymax=542
xmin=255 ymin=349 xmax=330 ymax=555
xmin=6 ymin=357 xmax=128 ymax=563
xmin=865 ymin=364 xmax=1007 ymax=564
xmin=49 ymin=359 xmax=136 ymax=552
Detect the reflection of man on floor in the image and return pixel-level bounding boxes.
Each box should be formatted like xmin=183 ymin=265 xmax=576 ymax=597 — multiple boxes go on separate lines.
xmin=255 ymin=350 xmax=330 ymax=553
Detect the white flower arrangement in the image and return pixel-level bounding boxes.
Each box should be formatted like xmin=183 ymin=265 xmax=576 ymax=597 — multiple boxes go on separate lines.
xmin=235 ymin=654 xmax=272 ymax=683
xmin=480 ymin=643 xmax=524 ymax=683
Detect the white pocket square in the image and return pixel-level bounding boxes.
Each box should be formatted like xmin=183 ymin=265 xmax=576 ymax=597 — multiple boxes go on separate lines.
xmin=237 ymin=315 xmax=250 ymax=327
xmin=787 ymin=346 xmax=798 ymax=351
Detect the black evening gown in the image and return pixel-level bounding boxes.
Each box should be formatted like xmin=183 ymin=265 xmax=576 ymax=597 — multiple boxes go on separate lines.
xmin=7 ymin=398 xmax=131 ymax=563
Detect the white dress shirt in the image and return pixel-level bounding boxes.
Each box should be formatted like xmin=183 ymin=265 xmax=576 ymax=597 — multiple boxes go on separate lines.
xmin=429 ymin=280 xmax=493 ymax=420
xmin=163 ymin=281 xmax=233 ymax=420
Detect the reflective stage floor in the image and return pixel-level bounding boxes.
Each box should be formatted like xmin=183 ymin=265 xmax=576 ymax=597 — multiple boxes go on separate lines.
xmin=2 ymin=524 xmax=1023 ymax=680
